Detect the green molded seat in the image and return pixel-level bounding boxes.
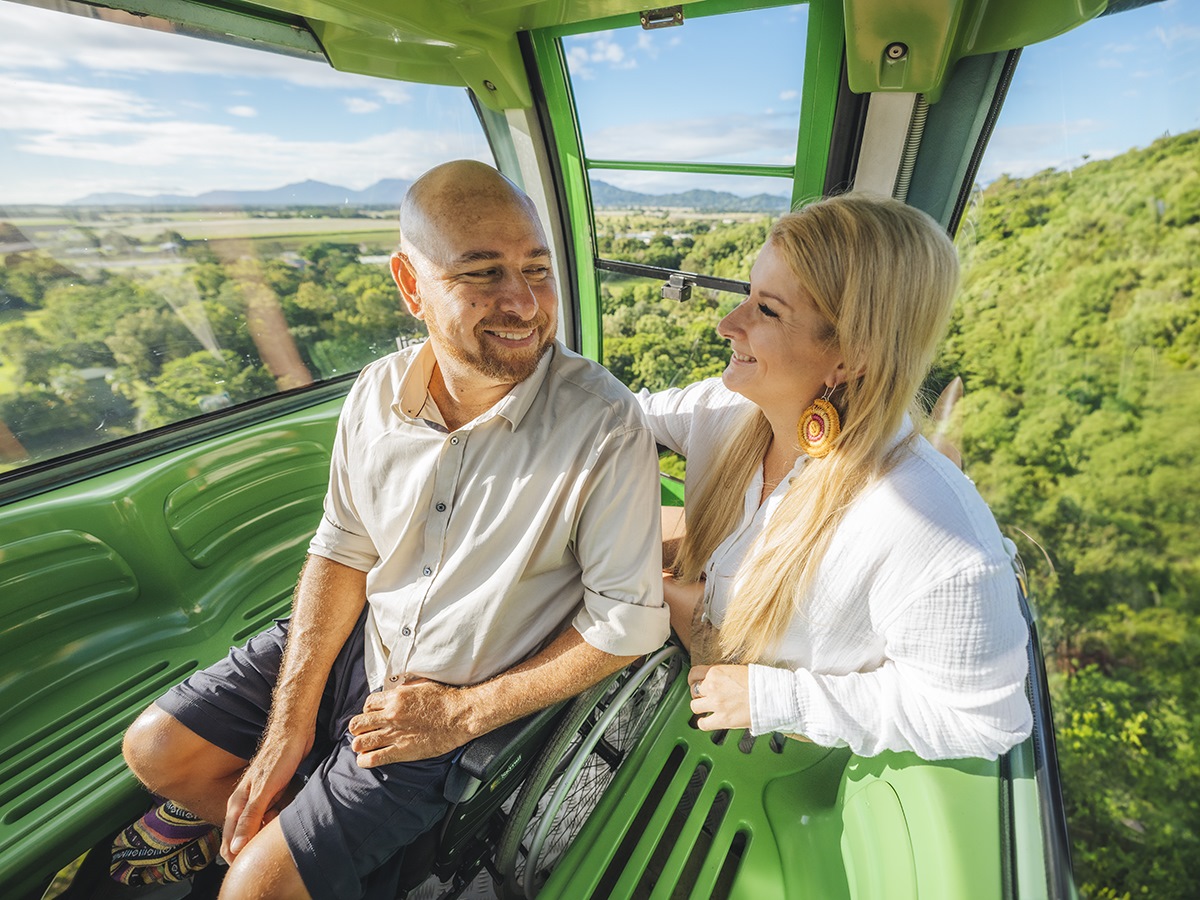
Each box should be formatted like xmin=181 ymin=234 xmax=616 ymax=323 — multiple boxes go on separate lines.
xmin=539 ymin=674 xmax=1014 ymax=900
xmin=0 ymin=399 xmax=341 ymax=899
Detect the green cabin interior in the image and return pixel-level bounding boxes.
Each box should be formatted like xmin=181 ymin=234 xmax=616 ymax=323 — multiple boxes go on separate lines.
xmin=0 ymin=0 xmax=1109 ymax=896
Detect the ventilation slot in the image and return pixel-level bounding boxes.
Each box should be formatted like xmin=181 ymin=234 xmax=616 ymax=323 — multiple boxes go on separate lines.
xmin=671 ymin=786 xmax=732 ymax=897
xmin=632 ymin=763 xmax=711 ymax=897
xmin=589 ymin=744 xmax=686 ymax=900
xmin=712 ymin=830 xmax=750 ymax=899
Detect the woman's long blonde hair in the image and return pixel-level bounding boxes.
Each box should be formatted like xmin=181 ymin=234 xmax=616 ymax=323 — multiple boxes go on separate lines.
xmin=672 ymin=194 xmax=960 ymax=663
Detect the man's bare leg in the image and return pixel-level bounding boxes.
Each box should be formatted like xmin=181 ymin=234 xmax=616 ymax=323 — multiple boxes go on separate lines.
xmin=122 ymin=702 xmax=247 ymax=825
xmin=219 ymin=818 xmax=311 ymax=900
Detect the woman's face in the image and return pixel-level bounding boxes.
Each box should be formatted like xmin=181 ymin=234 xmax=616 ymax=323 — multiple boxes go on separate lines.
xmin=718 ymin=240 xmax=844 ymax=428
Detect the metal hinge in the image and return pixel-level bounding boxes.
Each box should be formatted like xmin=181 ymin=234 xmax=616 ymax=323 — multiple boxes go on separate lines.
xmin=661 ymin=272 xmax=693 ymax=302
xmin=641 ymin=6 xmax=684 ymax=29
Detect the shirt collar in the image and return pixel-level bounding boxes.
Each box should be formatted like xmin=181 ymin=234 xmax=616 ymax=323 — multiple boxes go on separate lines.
xmin=396 ymin=341 xmax=440 ymax=422
xmin=392 ymin=339 xmax=557 ymax=431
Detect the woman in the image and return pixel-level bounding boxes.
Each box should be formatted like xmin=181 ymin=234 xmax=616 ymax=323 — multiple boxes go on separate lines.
xmin=641 ymin=194 xmax=1032 ymax=760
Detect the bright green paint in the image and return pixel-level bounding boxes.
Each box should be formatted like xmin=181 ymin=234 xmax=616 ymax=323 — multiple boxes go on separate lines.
xmin=539 ymin=675 xmax=1019 ymax=900
xmin=529 ymin=31 xmax=602 ymax=359
xmin=842 ymin=0 xmax=1106 ymax=100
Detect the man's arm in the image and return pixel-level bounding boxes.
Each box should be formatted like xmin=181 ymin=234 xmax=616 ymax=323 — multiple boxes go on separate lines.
xmin=222 ymin=553 xmax=367 ymax=860
xmin=348 ymin=628 xmax=634 ymax=767
xmin=350 ymin=417 xmax=668 ymax=768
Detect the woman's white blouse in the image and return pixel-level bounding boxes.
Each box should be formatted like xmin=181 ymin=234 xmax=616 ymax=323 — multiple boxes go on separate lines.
xmin=639 ymin=379 xmax=1033 ymax=760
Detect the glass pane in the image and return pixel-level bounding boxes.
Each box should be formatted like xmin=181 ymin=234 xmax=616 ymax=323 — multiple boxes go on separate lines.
xmin=590 ymin=170 xmax=793 ymax=220
xmin=0 ymin=1 xmax=492 ymax=475
xmin=942 ymin=4 xmax=1199 ymax=898
xmin=600 ymin=268 xmax=737 ymax=394
xmin=564 ymin=5 xmax=807 ymax=166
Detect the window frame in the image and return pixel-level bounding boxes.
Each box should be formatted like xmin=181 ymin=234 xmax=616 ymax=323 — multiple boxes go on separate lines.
xmin=526 ymin=0 xmax=845 ymax=362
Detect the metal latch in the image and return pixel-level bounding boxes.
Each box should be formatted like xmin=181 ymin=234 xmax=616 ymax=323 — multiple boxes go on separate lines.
xmin=662 ymin=272 xmax=693 ymax=302
xmin=641 ymin=6 xmax=684 ymax=29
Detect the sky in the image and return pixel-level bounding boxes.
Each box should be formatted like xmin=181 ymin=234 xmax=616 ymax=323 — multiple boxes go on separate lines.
xmin=0 ymin=0 xmax=1197 ymax=205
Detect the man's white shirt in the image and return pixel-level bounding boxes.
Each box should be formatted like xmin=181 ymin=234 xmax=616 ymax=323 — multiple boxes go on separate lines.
xmin=310 ymin=340 xmax=668 ymax=690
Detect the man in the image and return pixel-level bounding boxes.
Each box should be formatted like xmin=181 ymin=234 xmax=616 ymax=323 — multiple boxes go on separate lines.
xmin=120 ymin=160 xmax=669 ymax=899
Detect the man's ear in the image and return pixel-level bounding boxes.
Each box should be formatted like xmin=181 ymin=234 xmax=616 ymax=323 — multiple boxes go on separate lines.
xmin=390 ymin=252 xmax=424 ymax=319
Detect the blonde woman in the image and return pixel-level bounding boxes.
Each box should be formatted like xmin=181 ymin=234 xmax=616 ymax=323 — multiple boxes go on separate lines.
xmin=642 ymin=195 xmax=1032 ymax=760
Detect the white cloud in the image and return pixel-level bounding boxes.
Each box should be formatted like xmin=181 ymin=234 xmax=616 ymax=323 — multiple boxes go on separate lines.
xmin=227 ymin=105 xmax=257 ymax=118
xmin=0 ymin=71 xmax=490 ymax=203
xmin=582 ymin=114 xmax=797 ymax=165
xmin=373 ymin=85 xmax=412 ymax=105
xmin=345 ymin=97 xmax=382 ymax=114
xmin=779 ymin=89 xmax=799 ymax=101
xmin=0 ymin=4 xmax=370 ymax=89
xmin=564 ymin=31 xmax=644 ymax=79
xmin=1155 ymin=23 xmax=1200 ymax=49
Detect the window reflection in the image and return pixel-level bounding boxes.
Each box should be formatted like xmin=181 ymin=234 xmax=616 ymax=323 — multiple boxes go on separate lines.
xmin=0 ymin=1 xmax=491 ymax=475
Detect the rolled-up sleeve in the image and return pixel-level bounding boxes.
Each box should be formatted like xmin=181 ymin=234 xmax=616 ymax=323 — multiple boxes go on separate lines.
xmin=570 ymin=422 xmax=670 ymax=656
xmin=307 ymin=387 xmax=379 ymax=573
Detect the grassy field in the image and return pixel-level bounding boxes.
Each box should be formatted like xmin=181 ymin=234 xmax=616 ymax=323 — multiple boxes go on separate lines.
xmin=124 ymin=216 xmax=399 ymax=242
xmin=8 ymin=212 xmax=400 ymax=243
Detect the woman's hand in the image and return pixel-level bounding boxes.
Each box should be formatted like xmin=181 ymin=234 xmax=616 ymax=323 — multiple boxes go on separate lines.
xmin=662 ymin=573 xmax=705 ymax=652
xmin=687 ymin=664 xmax=751 ymax=731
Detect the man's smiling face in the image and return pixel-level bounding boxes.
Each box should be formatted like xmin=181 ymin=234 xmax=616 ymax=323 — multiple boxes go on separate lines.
xmin=394 ymin=186 xmax=558 ymax=387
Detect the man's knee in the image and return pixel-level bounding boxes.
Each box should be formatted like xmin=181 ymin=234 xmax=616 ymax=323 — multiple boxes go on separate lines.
xmin=123 ymin=702 xmax=242 ymax=793
xmin=220 ymin=820 xmax=310 ymax=900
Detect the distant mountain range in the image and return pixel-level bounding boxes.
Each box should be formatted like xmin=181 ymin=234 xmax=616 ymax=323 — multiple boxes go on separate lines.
xmin=69 ymin=178 xmax=416 ymax=208
xmin=69 ymin=179 xmax=789 ymax=212
xmin=589 ymin=181 xmax=789 ymax=212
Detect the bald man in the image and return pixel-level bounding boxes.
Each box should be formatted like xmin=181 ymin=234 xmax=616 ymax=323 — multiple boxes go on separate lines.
xmin=120 ymin=161 xmax=669 ymax=899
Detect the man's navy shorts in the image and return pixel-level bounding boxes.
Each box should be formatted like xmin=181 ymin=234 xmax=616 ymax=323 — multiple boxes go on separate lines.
xmin=156 ymin=613 xmax=455 ymax=900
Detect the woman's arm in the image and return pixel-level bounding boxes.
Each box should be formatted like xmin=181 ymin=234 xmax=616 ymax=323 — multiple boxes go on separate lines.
xmin=747 ymin=564 xmax=1033 ymax=760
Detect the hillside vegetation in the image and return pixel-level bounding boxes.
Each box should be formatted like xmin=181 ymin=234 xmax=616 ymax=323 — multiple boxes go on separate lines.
xmin=945 ymin=130 xmax=1200 ymax=898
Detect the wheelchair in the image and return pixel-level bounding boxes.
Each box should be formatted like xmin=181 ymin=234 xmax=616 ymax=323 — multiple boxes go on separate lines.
xmin=396 ymin=643 xmax=683 ymax=900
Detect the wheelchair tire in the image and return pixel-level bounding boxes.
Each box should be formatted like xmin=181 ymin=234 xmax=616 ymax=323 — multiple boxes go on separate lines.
xmin=495 ymin=645 xmax=681 ymax=900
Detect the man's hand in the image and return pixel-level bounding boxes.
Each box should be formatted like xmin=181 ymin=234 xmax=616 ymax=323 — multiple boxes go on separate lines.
xmin=348 ymin=679 xmax=474 ymax=767
xmin=221 ymin=730 xmax=312 ymax=862
xmin=687 ymin=664 xmax=752 ymax=731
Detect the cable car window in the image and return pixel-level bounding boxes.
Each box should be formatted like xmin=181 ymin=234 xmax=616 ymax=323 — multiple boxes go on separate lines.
xmin=563 ymin=6 xmax=807 ymax=167
xmin=550 ymin=2 xmax=840 ymax=392
xmin=0 ymin=0 xmax=491 ymax=477
xmin=944 ymin=4 xmax=1198 ymax=898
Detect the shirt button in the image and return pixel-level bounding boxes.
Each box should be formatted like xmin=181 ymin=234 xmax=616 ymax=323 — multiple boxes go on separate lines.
xmin=423 ymin=566 xmax=432 ymax=576
xmin=436 ymin=502 xmax=446 ymax=512
xmin=450 ymin=436 xmax=460 ymax=445
xmin=402 ymin=626 xmax=412 ymax=636
xmin=390 ymin=675 xmax=399 ymax=682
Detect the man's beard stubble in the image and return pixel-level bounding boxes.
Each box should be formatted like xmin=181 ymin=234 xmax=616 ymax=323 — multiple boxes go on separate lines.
xmin=426 ymin=310 xmax=556 ymax=384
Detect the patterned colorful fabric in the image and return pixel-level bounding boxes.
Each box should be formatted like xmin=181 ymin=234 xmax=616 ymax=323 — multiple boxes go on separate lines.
xmin=109 ymin=800 xmax=220 ymax=885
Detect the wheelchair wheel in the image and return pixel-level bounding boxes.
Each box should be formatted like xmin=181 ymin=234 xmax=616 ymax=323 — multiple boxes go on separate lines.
xmin=496 ymin=644 xmax=681 ymax=900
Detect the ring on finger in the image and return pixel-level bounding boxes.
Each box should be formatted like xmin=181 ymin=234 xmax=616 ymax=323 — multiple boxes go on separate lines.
xmin=691 ymin=682 xmax=703 ymax=699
